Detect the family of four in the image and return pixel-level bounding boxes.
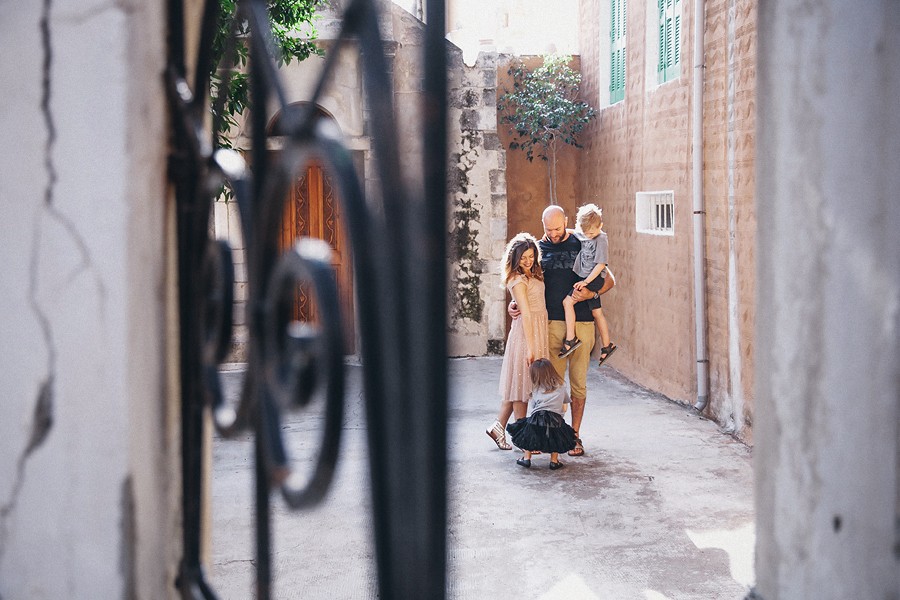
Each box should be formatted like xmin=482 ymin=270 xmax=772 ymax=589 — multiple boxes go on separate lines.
xmin=486 ymin=204 xmax=617 ymax=469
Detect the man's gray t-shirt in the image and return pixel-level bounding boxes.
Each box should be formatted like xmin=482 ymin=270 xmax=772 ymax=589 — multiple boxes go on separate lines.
xmin=573 ymin=230 xmax=609 ymax=279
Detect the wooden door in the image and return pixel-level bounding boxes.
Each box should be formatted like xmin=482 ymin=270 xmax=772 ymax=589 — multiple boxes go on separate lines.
xmin=280 ymin=163 xmax=356 ymax=354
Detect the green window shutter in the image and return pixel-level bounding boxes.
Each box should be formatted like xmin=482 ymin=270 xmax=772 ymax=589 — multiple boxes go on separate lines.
xmin=610 ymin=0 xmax=626 ymax=103
xmin=657 ymin=0 xmax=665 ymax=82
xmin=658 ymin=0 xmax=681 ymax=83
xmin=673 ymin=0 xmax=681 ymax=76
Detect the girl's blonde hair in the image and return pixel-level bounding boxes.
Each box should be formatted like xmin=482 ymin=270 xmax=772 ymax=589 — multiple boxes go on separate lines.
xmin=576 ymin=203 xmax=603 ymax=232
xmin=529 ymin=358 xmax=564 ymax=392
xmin=502 ymin=232 xmax=543 ymax=285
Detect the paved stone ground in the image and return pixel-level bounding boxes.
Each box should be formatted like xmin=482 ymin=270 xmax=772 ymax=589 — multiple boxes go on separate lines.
xmin=209 ymin=357 xmax=755 ymax=599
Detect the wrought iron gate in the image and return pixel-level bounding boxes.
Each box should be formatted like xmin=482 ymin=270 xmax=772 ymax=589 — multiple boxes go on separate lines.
xmin=165 ymin=0 xmax=448 ymax=597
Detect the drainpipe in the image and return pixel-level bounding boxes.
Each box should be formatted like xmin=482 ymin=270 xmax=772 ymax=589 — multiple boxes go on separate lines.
xmin=691 ymin=0 xmax=709 ymax=412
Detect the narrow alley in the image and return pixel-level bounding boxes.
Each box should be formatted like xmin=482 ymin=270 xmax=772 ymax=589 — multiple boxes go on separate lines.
xmin=210 ymin=358 xmax=754 ymax=599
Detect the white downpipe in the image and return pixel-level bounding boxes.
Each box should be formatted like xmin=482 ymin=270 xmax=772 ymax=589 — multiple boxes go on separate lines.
xmin=691 ymin=0 xmax=709 ymax=411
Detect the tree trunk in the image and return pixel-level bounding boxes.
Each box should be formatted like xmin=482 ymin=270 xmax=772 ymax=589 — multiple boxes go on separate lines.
xmin=548 ymin=137 xmax=558 ymax=205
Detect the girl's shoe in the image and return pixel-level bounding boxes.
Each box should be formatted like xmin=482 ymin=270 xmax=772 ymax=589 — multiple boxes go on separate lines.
xmin=486 ymin=421 xmax=512 ymax=450
xmin=597 ymin=342 xmax=617 ymax=367
xmin=558 ymin=337 xmax=582 ymax=358
xmin=516 ymin=458 xmax=532 ymax=468
xmin=549 ymin=461 xmax=564 ymax=470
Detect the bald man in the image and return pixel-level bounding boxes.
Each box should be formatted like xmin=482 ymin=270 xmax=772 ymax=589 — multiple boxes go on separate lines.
xmin=511 ymin=205 xmax=614 ymax=456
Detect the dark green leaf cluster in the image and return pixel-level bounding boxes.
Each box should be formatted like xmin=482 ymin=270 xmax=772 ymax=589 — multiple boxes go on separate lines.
xmin=496 ymin=54 xmax=597 ymax=162
xmin=211 ymin=0 xmax=326 ymax=149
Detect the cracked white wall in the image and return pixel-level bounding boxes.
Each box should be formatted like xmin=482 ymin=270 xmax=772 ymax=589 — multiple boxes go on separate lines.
xmin=0 ymin=1 xmax=176 ymax=598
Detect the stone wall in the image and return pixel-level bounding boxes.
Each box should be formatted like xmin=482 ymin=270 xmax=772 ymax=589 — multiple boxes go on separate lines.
xmin=577 ymin=0 xmax=757 ymax=437
xmin=446 ymin=50 xmax=509 ymax=356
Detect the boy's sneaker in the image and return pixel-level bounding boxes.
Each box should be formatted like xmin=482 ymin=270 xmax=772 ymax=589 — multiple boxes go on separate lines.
xmin=558 ymin=337 xmax=582 ymax=358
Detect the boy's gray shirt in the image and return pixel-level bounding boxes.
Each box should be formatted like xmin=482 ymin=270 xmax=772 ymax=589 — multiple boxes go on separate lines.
xmin=573 ymin=230 xmax=609 ymax=279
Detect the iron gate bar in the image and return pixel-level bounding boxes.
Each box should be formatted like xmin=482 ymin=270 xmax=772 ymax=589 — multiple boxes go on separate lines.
xmin=166 ymin=0 xmax=449 ymax=598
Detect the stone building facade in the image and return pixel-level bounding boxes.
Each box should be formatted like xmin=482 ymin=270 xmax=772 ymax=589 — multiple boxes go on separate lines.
xmin=216 ymin=1 xmax=510 ymax=360
xmin=577 ymin=0 xmax=757 ymax=437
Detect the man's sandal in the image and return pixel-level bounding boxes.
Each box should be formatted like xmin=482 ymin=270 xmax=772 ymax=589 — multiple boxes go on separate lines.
xmin=486 ymin=421 xmax=512 ymax=450
xmin=558 ymin=337 xmax=582 ymax=358
xmin=597 ymin=343 xmax=618 ymax=367
xmin=568 ymin=435 xmax=585 ymax=457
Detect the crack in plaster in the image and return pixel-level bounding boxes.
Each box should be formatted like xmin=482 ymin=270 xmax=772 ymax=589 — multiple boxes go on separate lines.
xmin=2 ymin=0 xmax=124 ymax=581
xmin=0 ymin=0 xmax=59 ymax=569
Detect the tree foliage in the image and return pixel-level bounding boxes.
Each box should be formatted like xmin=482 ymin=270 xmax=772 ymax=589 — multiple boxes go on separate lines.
xmin=497 ymin=55 xmax=596 ymax=204
xmin=211 ymin=0 xmax=325 ymax=148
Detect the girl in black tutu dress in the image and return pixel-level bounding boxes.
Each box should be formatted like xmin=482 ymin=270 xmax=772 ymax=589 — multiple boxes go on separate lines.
xmin=506 ymin=359 xmax=577 ymax=470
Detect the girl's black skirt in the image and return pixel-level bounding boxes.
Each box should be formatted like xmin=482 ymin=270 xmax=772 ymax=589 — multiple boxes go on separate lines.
xmin=506 ymin=410 xmax=577 ymax=454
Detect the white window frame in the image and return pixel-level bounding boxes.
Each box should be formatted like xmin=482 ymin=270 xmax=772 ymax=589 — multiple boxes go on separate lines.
xmin=636 ymin=190 xmax=675 ymax=235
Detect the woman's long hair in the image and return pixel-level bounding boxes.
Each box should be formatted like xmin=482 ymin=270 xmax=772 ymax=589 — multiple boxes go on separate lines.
xmin=529 ymin=358 xmax=564 ymax=392
xmin=501 ymin=232 xmax=543 ymax=285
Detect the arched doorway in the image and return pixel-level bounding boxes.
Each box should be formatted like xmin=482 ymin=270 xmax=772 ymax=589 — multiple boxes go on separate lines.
xmin=269 ymin=104 xmax=356 ymax=354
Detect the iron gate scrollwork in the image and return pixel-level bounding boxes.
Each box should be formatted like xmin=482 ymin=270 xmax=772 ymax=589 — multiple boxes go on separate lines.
xmin=165 ymin=0 xmax=449 ymax=597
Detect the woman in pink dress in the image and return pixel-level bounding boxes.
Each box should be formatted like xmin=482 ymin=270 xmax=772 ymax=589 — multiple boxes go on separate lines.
xmin=485 ymin=232 xmax=550 ymax=450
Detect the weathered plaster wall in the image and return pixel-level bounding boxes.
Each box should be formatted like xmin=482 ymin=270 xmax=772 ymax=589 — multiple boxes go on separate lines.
xmin=755 ymin=1 xmax=900 ymax=597
xmin=577 ymin=0 xmax=757 ymax=437
xmin=0 ymin=1 xmax=176 ymax=597
xmin=702 ymin=0 xmax=757 ymax=436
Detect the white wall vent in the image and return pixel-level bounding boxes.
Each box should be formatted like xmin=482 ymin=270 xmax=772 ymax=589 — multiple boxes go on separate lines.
xmin=636 ymin=190 xmax=675 ymax=235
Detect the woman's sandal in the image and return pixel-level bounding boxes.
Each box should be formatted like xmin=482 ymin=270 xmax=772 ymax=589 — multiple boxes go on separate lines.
xmin=568 ymin=433 xmax=585 ymax=457
xmin=558 ymin=337 xmax=583 ymax=358
xmin=597 ymin=342 xmax=618 ymax=367
xmin=486 ymin=421 xmax=512 ymax=450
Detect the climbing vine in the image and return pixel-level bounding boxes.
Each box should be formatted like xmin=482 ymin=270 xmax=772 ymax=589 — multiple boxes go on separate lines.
xmin=450 ymin=131 xmax=484 ymax=323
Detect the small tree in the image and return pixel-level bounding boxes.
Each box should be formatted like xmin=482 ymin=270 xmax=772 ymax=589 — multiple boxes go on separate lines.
xmin=497 ymin=55 xmax=596 ymax=205
xmin=211 ymin=0 xmax=325 ymax=149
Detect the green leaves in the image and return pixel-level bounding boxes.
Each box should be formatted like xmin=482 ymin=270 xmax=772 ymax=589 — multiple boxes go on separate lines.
xmin=210 ymin=0 xmax=325 ymax=149
xmin=497 ymin=54 xmax=597 ymax=203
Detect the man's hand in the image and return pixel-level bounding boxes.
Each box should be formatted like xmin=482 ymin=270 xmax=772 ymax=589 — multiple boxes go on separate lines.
xmin=508 ymin=300 xmax=521 ymax=319
xmin=571 ymin=287 xmax=595 ymax=302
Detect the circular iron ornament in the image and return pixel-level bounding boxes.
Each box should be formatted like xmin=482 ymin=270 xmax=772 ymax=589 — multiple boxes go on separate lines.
xmin=262 ymin=237 xmax=345 ymax=509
